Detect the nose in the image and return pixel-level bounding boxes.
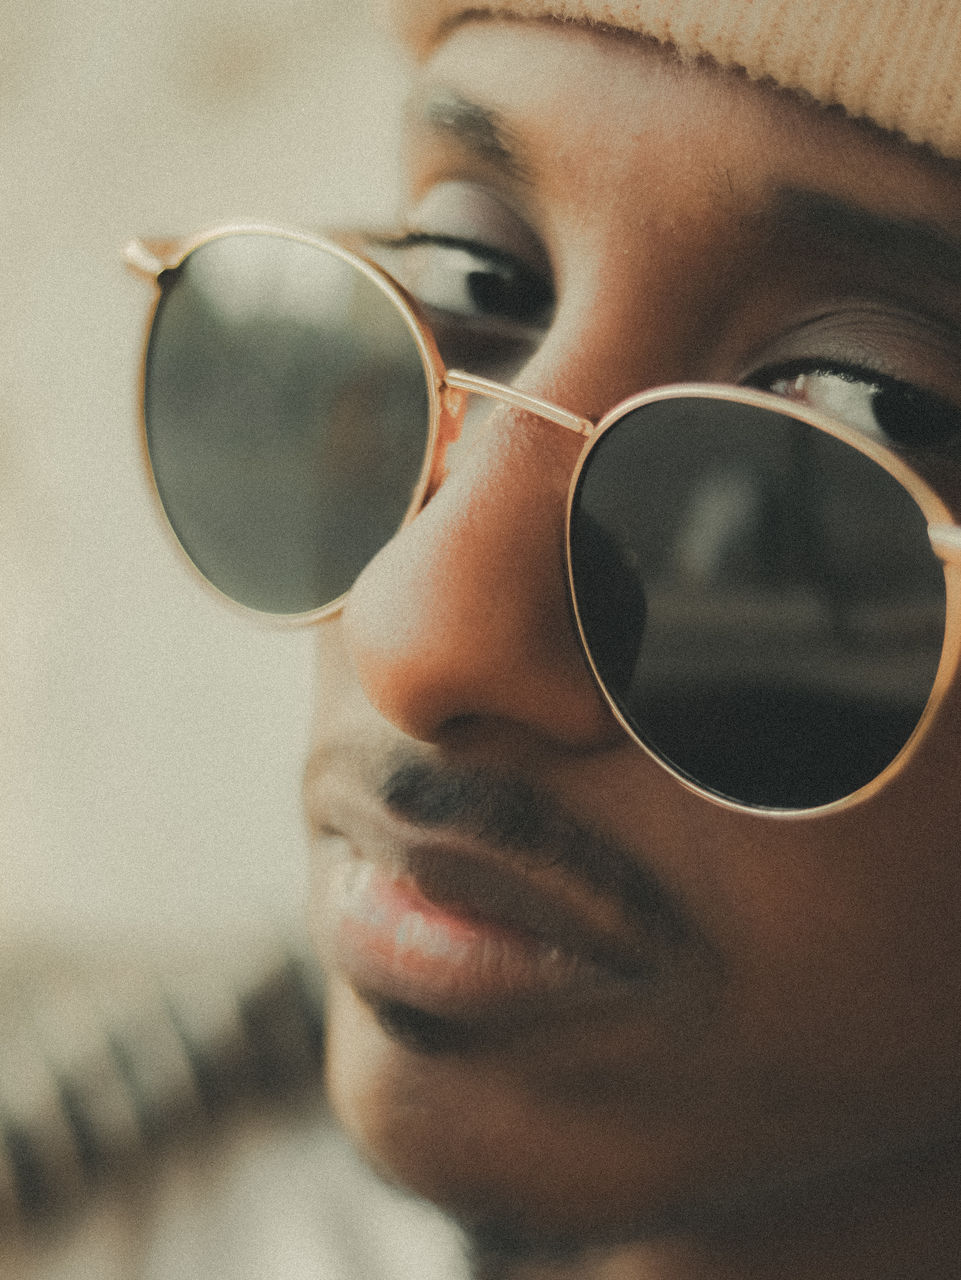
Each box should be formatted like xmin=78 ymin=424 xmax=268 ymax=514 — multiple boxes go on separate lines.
xmin=339 ymin=393 xmax=625 ymax=750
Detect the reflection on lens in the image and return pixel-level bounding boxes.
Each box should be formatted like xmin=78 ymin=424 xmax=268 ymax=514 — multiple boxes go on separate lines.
xmin=144 ymin=233 xmax=431 ymax=615
xmin=569 ymin=396 xmax=947 ymax=809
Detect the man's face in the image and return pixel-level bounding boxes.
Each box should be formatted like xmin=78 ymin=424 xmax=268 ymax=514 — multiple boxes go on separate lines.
xmin=305 ymin=18 xmax=961 ymax=1253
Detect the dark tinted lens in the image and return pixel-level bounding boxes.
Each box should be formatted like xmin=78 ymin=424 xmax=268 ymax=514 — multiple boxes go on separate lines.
xmin=570 ymin=396 xmax=946 ymax=809
xmin=144 ymin=234 xmax=431 ymax=614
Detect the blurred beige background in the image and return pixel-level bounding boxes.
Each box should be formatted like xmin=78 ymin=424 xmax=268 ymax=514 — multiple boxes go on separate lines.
xmin=0 ymin=0 xmax=409 ymax=954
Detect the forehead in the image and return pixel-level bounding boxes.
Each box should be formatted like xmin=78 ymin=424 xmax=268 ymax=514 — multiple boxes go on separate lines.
xmin=407 ymin=20 xmax=961 ymax=228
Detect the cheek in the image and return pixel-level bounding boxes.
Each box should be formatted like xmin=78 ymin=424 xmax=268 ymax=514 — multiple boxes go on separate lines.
xmin=698 ymin=777 xmax=961 ymax=1110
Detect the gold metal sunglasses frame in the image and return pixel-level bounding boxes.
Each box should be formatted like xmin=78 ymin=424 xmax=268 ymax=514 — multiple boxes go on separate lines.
xmin=127 ymin=224 xmax=961 ymax=818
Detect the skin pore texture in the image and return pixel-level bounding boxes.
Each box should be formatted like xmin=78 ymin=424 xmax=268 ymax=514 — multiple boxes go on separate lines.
xmin=306 ymin=18 xmax=961 ymax=1280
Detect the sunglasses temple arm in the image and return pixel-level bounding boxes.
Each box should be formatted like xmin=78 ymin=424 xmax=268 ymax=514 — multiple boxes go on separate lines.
xmin=930 ymin=524 xmax=961 ymax=566
xmin=124 ymin=238 xmax=186 ymax=282
xmin=444 ymin=369 xmax=594 ymax=439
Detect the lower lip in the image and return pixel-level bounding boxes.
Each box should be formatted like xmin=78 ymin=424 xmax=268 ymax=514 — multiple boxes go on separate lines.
xmin=323 ymin=855 xmax=627 ymax=1021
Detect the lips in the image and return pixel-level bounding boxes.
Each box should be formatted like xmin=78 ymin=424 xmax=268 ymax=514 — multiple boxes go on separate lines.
xmin=327 ymin=854 xmax=622 ymax=1019
xmin=311 ymin=764 xmax=684 ymax=1028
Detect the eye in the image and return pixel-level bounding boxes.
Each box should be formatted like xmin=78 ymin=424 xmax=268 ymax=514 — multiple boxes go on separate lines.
xmin=370 ymin=234 xmax=554 ymax=377
xmin=379 ymin=233 xmax=554 ymax=328
xmin=749 ymin=360 xmax=961 ymax=454
xmin=367 ymin=182 xmax=555 ymax=377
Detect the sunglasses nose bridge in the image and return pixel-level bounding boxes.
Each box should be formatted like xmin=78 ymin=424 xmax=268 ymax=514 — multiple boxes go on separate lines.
xmin=443 ymin=369 xmax=595 ymax=440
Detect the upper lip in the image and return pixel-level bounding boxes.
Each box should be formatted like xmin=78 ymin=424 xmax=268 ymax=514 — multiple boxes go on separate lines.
xmin=307 ymin=761 xmax=691 ymax=981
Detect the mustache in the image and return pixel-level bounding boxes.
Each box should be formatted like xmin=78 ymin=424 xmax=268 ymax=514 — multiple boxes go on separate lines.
xmin=381 ymin=757 xmax=692 ymax=945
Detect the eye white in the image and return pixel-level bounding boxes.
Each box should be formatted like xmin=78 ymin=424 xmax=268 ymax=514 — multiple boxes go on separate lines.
xmin=407 ymin=244 xmax=492 ymax=316
xmin=771 ymin=371 xmax=888 ymax=443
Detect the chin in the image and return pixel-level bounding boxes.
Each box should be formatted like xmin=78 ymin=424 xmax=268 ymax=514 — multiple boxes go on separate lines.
xmin=322 ymin=977 xmax=702 ymax=1254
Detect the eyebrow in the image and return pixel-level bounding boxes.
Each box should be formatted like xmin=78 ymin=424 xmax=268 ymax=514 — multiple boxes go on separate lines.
xmin=410 ymin=88 xmax=961 ymax=296
xmin=409 ymin=87 xmax=532 ymax=182
xmin=770 ymin=188 xmax=961 ymax=290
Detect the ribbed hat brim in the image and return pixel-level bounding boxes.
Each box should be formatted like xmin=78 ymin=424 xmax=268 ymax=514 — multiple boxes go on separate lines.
xmin=383 ymin=0 xmax=961 ymax=160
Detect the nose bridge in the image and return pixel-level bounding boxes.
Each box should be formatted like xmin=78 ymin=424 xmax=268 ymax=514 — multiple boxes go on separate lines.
xmin=339 ymin=384 xmax=622 ymax=750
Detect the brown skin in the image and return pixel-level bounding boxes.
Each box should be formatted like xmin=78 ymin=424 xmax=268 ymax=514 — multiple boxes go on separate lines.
xmin=307 ymin=19 xmax=961 ymax=1279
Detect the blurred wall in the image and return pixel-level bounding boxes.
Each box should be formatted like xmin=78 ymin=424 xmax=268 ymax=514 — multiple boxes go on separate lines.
xmin=0 ymin=0 xmax=409 ymax=952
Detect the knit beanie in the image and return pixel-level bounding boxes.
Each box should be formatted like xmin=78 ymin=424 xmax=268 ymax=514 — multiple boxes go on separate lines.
xmin=384 ymin=0 xmax=961 ymax=162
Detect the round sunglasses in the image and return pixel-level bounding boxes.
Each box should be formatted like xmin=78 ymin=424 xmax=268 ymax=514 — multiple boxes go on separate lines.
xmin=127 ymin=225 xmax=961 ymax=815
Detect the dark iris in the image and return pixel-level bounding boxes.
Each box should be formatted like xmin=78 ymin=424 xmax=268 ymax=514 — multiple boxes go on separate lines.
xmin=465 ymin=258 xmax=554 ymax=327
xmin=870 ymin=377 xmax=961 ymax=450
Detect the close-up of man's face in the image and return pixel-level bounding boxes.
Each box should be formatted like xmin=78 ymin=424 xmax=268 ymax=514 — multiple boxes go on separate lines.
xmin=302 ymin=16 xmax=961 ymax=1270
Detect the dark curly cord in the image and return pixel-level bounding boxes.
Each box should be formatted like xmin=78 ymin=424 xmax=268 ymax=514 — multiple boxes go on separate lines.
xmin=0 ymin=943 xmax=326 ymax=1233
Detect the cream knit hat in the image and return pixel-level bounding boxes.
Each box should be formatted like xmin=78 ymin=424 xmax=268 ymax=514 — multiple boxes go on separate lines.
xmin=386 ymin=0 xmax=961 ymax=162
